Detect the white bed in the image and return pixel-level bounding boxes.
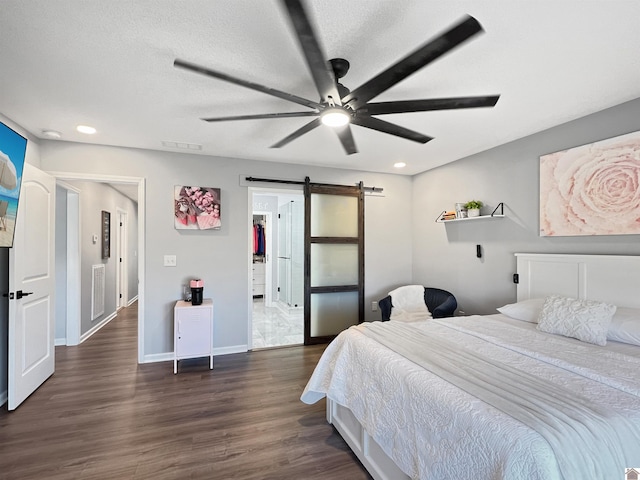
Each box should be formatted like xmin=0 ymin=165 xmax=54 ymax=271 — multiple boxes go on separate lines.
xmin=301 ymin=253 xmax=640 ymax=480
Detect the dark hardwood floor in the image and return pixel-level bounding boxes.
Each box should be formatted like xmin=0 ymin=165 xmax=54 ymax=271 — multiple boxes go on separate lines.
xmin=0 ymin=303 xmax=371 ymax=480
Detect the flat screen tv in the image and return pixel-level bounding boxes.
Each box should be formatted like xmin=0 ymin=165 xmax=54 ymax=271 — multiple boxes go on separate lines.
xmin=0 ymin=120 xmax=27 ymax=248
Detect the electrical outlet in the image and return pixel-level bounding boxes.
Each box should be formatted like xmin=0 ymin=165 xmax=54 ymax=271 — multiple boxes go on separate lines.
xmin=164 ymin=255 xmax=177 ymax=267
xmin=371 ymin=301 xmax=378 ymax=312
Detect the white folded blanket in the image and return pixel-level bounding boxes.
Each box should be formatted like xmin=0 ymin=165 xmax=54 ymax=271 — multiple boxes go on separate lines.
xmin=389 ymin=285 xmax=431 ymax=322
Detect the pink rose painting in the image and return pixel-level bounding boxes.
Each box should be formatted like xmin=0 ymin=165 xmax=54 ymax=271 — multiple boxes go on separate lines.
xmin=540 ymin=130 xmax=640 ymax=236
xmin=174 ymin=186 xmax=221 ymax=230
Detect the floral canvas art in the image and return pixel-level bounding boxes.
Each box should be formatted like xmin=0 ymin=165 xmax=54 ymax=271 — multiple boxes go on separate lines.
xmin=175 ymin=186 xmax=221 ymax=230
xmin=540 ymin=130 xmax=640 ymax=236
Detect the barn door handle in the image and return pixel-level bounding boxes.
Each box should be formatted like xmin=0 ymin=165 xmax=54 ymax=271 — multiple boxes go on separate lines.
xmin=16 ymin=290 xmax=33 ymax=299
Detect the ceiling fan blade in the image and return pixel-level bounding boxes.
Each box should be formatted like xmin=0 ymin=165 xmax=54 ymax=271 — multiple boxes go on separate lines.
xmin=334 ymin=125 xmax=358 ymax=155
xmin=282 ymin=0 xmax=342 ymax=106
xmin=174 ymin=58 xmax=322 ymax=110
xmin=271 ymin=118 xmax=322 ymax=148
xmin=362 ymin=95 xmax=500 ymax=115
xmin=352 ymin=116 xmax=433 ymax=144
xmin=343 ymin=15 xmax=483 ymax=110
xmin=202 ymin=111 xmax=319 ymax=122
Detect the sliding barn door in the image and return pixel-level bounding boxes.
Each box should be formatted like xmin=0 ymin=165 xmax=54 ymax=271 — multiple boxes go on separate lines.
xmin=304 ymin=180 xmax=364 ymax=345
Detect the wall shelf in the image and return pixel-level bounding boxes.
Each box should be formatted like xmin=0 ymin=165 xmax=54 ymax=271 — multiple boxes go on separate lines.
xmin=436 ymin=202 xmax=505 ymax=223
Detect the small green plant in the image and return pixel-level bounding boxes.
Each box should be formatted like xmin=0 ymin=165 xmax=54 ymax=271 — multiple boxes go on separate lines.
xmin=464 ymin=200 xmax=483 ymax=210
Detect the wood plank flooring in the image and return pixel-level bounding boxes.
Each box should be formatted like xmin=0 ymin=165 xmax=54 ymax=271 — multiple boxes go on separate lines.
xmin=0 ymin=303 xmax=371 ymax=480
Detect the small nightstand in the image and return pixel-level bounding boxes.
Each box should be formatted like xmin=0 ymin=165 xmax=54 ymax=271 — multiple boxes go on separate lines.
xmin=174 ymin=299 xmax=213 ymax=374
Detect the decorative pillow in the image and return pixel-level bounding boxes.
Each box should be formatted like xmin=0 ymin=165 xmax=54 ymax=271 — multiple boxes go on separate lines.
xmin=496 ymin=298 xmax=545 ymax=323
xmin=537 ymin=295 xmax=616 ymax=346
xmin=607 ymin=307 xmax=640 ymax=346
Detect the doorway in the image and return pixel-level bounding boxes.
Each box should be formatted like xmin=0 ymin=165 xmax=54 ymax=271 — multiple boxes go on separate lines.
xmin=250 ymin=189 xmax=304 ymax=349
xmin=53 ymin=173 xmax=144 ymax=362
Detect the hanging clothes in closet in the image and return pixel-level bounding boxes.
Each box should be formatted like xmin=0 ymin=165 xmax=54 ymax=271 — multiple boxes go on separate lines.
xmin=253 ymin=221 xmax=265 ymax=256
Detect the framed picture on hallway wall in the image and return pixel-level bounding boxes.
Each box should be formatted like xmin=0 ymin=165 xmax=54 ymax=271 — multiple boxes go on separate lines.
xmin=101 ymin=210 xmax=110 ymax=258
xmin=174 ymin=186 xmax=221 ymax=230
xmin=540 ymin=129 xmax=640 ymax=236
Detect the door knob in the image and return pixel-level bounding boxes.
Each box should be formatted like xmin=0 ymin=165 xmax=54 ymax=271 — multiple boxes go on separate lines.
xmin=16 ymin=290 xmax=34 ymax=299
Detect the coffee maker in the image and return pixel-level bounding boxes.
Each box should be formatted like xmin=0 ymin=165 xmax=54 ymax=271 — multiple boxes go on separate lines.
xmin=190 ymin=279 xmax=204 ymax=305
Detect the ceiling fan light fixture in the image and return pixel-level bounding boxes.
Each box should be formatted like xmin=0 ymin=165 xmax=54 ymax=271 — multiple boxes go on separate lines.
xmin=321 ymin=108 xmax=350 ymax=127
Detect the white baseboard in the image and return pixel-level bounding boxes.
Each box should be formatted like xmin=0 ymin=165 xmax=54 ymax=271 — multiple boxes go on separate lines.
xmin=141 ymin=344 xmax=248 ymax=364
xmin=142 ymin=352 xmax=174 ymax=364
xmin=80 ymin=311 xmax=117 ymax=344
xmin=127 ymin=295 xmax=138 ymax=306
xmin=55 ymin=337 xmax=67 ymax=346
xmin=213 ymin=344 xmax=248 ymax=356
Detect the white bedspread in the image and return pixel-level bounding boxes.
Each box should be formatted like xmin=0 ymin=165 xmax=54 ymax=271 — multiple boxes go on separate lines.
xmin=301 ymin=315 xmax=640 ymax=480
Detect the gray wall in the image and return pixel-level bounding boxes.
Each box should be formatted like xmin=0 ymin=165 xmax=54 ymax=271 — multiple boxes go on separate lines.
xmin=412 ymin=97 xmax=640 ymax=315
xmin=39 ymin=142 xmax=414 ymax=360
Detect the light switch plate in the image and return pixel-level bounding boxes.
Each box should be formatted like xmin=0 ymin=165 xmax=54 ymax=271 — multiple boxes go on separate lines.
xmin=164 ymin=255 xmax=177 ymax=267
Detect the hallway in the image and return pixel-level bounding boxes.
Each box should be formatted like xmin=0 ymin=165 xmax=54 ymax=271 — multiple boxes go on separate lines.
xmin=0 ymin=302 xmax=369 ymax=479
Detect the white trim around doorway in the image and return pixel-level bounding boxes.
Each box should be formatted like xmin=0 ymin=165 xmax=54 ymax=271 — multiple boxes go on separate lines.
xmin=46 ymin=171 xmax=146 ymax=364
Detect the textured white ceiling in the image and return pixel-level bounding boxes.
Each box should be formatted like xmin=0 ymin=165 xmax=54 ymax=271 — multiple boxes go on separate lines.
xmin=2 ymin=0 xmax=640 ymax=175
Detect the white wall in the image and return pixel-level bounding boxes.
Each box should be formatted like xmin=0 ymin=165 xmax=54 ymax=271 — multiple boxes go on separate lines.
xmin=40 ymin=142 xmax=414 ymax=361
xmin=412 ymin=97 xmax=640 ymax=315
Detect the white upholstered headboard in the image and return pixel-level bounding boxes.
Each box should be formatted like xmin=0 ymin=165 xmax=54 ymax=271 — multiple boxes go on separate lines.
xmin=515 ymin=253 xmax=640 ymax=308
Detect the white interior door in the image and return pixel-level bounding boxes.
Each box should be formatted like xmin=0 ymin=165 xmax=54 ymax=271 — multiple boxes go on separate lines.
xmin=116 ymin=209 xmax=128 ymax=309
xmin=8 ymin=163 xmax=56 ymax=410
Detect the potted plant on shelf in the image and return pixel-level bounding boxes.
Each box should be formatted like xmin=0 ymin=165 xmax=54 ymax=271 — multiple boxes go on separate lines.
xmin=464 ymin=200 xmax=483 ymax=217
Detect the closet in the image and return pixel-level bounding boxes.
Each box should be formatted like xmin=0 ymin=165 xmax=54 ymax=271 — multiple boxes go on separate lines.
xmin=252 ymin=215 xmax=266 ymax=298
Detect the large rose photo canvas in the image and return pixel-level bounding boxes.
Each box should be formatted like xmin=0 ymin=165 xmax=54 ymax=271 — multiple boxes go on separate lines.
xmin=174 ymin=186 xmax=221 ymax=230
xmin=540 ymin=130 xmax=640 ymax=236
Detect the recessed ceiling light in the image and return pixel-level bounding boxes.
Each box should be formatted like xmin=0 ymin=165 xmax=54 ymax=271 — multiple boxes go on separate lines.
xmin=76 ymin=125 xmax=97 ymax=134
xmin=394 ymin=162 xmax=407 ymax=168
xmin=42 ymin=130 xmax=62 ymax=139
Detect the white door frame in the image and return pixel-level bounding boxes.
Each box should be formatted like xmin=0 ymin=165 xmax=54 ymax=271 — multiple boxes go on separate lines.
xmin=47 ymin=171 xmax=146 ymax=364
xmin=56 ymin=180 xmax=81 ymax=346
xmin=116 ymin=208 xmax=128 ymax=310
xmin=248 ymin=186 xmax=304 ymax=350
xmin=252 ymin=210 xmax=273 ymax=306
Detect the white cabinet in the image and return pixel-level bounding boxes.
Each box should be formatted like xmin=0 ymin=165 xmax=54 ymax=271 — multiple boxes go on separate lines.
xmin=174 ymin=299 xmax=213 ymax=374
xmin=252 ymin=262 xmax=265 ymax=297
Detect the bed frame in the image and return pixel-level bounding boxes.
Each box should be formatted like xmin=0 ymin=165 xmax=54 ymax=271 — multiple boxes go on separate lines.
xmin=326 ymin=253 xmax=640 ymax=480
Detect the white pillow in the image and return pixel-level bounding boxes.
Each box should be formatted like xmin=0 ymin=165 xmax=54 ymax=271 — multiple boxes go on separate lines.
xmin=537 ymin=295 xmax=616 ymax=346
xmin=497 ymin=298 xmax=544 ymax=323
xmin=607 ymin=307 xmax=640 ymax=346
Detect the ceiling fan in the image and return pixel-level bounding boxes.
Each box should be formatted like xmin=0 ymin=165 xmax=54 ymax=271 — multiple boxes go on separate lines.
xmin=174 ymin=0 xmax=500 ymax=155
